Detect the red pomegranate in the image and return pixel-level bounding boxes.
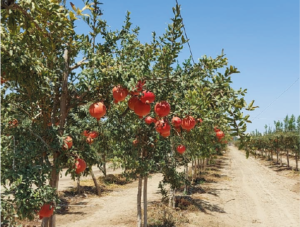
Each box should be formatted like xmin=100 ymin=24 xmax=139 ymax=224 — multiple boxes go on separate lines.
xmin=171 ymin=117 xmax=182 ymax=127
xmin=154 ymin=101 xmax=170 ymax=117
xmin=82 ymin=130 xmax=90 ymax=137
xmin=177 ymin=145 xmax=186 ymax=154
xmin=63 ymin=136 xmax=73 ymax=149
xmin=136 ymin=80 xmax=145 ymax=92
xmin=181 ymin=116 xmax=196 ymax=131
xmin=134 ymin=100 xmax=151 ymax=117
xmin=214 ymin=126 xmax=220 ymax=132
xmin=145 ymin=116 xmax=155 ymax=125
xmin=89 ymin=102 xmax=106 ymax=120
xmin=112 ymin=85 xmax=128 ymax=103
xmin=155 ymin=119 xmax=171 ymax=134
xmin=1 ymin=78 xmax=7 ymax=84
xmin=128 ymin=96 xmax=139 ymax=110
xmin=160 ymin=130 xmax=170 ymax=138
xmin=216 ymin=131 xmax=224 ymax=139
xmin=39 ymin=204 xmax=54 ymax=219
xmin=8 ymin=119 xmax=18 ymax=128
xmin=75 ymin=158 xmax=86 ymax=174
xmin=88 ymin=131 xmax=98 ymax=139
xmin=86 ymin=137 xmax=94 ymax=144
xmin=133 ymin=139 xmax=139 ymax=146
xmin=140 ymin=91 xmax=155 ymax=104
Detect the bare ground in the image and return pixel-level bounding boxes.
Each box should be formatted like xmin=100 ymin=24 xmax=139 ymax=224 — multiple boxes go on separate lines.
xmin=186 ymin=146 xmax=300 ymax=227
xmin=18 ymin=146 xmax=300 ymax=226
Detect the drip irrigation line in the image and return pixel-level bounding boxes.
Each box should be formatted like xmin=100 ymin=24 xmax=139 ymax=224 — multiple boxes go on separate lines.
xmin=175 ymin=0 xmax=195 ymax=65
xmin=252 ymin=77 xmax=299 ymax=121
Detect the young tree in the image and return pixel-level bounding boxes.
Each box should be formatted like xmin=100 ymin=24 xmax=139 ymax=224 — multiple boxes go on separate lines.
xmin=1 ymin=1 xmax=257 ymax=227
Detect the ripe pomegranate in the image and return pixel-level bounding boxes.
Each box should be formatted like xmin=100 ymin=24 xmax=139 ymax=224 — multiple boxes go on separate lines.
xmin=89 ymin=102 xmax=106 ymax=120
xmin=75 ymin=158 xmax=86 ymax=174
xmin=134 ymin=100 xmax=151 ymax=117
xmin=140 ymin=91 xmax=155 ymax=104
xmin=155 ymin=119 xmax=171 ymax=134
xmin=160 ymin=130 xmax=170 ymax=138
xmin=63 ymin=136 xmax=73 ymax=149
xmin=86 ymin=137 xmax=94 ymax=144
xmin=216 ymin=131 xmax=224 ymax=139
xmin=181 ymin=116 xmax=196 ymax=131
xmin=154 ymin=101 xmax=170 ymax=117
xmin=128 ymin=96 xmax=139 ymax=110
xmin=171 ymin=117 xmax=182 ymax=127
xmin=1 ymin=77 xmax=7 ymax=84
xmin=82 ymin=130 xmax=90 ymax=137
xmin=214 ymin=126 xmax=220 ymax=132
xmin=136 ymin=80 xmax=145 ymax=92
xmin=88 ymin=131 xmax=98 ymax=139
xmin=177 ymin=145 xmax=186 ymax=154
xmin=39 ymin=204 xmax=54 ymax=219
xmin=145 ymin=116 xmax=155 ymax=125
xmin=8 ymin=119 xmax=18 ymax=128
xmin=133 ymin=139 xmax=138 ymax=146
xmin=112 ymin=85 xmax=128 ymax=103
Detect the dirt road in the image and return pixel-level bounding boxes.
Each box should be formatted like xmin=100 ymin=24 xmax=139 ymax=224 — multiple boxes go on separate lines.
xmin=57 ymin=173 xmax=163 ymax=227
xmin=56 ymin=146 xmax=300 ymax=227
xmin=190 ymin=146 xmax=300 ymax=227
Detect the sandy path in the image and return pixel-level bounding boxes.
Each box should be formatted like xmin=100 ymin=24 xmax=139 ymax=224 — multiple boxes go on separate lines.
xmin=57 ymin=173 xmax=164 ymax=227
xmin=58 ymin=164 xmax=123 ymax=191
xmin=198 ymin=146 xmax=300 ymax=227
xmin=56 ymin=146 xmax=300 ymax=227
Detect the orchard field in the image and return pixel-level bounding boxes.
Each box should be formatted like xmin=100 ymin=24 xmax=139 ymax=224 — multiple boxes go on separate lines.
xmin=1 ymin=1 xmax=299 ymax=227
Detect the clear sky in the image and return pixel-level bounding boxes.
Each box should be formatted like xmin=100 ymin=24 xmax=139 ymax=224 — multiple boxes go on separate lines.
xmin=70 ymin=0 xmax=299 ymax=133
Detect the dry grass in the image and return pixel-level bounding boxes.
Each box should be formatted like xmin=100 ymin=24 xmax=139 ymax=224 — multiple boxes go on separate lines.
xmin=80 ymin=173 xmax=134 ymax=192
xmin=148 ymin=202 xmax=189 ymax=227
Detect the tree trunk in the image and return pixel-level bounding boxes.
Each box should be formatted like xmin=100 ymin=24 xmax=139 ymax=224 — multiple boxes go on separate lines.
xmin=137 ymin=176 xmax=143 ymax=227
xmin=280 ymin=152 xmax=283 ymax=166
xmin=168 ymin=187 xmax=175 ymax=208
xmin=77 ymin=176 xmax=81 ymax=194
xmin=42 ymin=161 xmax=59 ymax=227
xmin=46 ymin=48 xmax=70 ymax=227
xmin=271 ymin=150 xmax=273 ymax=161
xmin=295 ymin=153 xmax=298 ymax=171
xmin=143 ymin=176 xmax=148 ymax=227
xmin=191 ymin=160 xmax=194 ymax=183
xmin=286 ymin=149 xmax=290 ymax=167
xmin=102 ymin=154 xmax=107 ymax=177
xmin=91 ymin=168 xmax=101 ymax=196
xmin=46 ymin=153 xmax=60 ymax=227
xmin=172 ymin=188 xmax=176 ymax=209
xmin=184 ymin=163 xmax=188 ymax=194
xmin=276 ymin=149 xmax=279 ymax=164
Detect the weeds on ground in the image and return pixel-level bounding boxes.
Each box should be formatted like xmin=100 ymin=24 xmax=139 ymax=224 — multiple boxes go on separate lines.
xmin=148 ymin=202 xmax=189 ymax=227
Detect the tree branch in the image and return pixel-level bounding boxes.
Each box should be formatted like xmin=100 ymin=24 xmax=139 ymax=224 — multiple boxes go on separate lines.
xmin=29 ymin=129 xmax=52 ymax=151
xmin=69 ymin=58 xmax=88 ymax=70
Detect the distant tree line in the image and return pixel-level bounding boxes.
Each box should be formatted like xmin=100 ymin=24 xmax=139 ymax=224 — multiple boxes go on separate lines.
xmin=251 ymin=114 xmax=300 ymax=136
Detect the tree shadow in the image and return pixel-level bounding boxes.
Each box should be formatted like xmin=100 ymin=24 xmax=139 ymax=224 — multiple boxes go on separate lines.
xmin=192 ymin=198 xmax=226 ymax=214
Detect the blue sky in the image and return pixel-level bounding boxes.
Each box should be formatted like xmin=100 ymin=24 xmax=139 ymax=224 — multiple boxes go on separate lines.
xmin=70 ymin=0 xmax=299 ymax=133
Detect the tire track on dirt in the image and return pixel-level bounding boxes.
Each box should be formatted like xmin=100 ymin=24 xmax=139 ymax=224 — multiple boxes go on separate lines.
xmin=225 ymin=146 xmax=300 ymax=227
